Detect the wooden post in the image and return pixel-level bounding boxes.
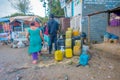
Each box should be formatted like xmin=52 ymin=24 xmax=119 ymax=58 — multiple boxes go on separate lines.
xmin=119 ymin=25 xmax=120 ymax=43
xmin=88 ymin=16 xmax=90 ymax=44
xmin=108 ymin=12 xmax=110 ymax=26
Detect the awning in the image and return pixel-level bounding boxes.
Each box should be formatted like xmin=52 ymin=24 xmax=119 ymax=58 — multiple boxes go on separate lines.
xmin=0 ymin=18 xmax=9 ymax=22
xmin=10 ymin=16 xmax=38 ymax=22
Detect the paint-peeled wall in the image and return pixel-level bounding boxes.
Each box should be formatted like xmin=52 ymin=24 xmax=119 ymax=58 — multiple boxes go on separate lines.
xmin=70 ymin=0 xmax=82 ymax=32
xmin=66 ymin=2 xmax=72 ymax=17
xmin=73 ymin=0 xmax=82 ymax=16
xmin=70 ymin=15 xmax=82 ymax=31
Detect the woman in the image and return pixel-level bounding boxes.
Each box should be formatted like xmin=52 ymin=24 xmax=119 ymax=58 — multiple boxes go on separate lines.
xmin=43 ymin=22 xmax=50 ymax=46
xmin=26 ymin=21 xmax=44 ymax=64
xmin=44 ymin=22 xmax=49 ymax=35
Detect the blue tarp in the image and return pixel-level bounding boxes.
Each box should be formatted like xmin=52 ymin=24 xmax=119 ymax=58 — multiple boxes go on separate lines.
xmin=0 ymin=18 xmax=9 ymax=22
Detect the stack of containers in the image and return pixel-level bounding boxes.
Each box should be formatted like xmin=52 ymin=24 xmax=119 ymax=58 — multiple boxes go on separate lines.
xmin=65 ymin=28 xmax=73 ymax=58
xmin=73 ymin=40 xmax=81 ymax=56
xmin=54 ymin=36 xmax=65 ymax=61
xmin=72 ymin=29 xmax=81 ymax=56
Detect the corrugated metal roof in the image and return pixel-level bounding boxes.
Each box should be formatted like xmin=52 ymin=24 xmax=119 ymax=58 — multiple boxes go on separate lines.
xmin=88 ymin=7 xmax=120 ymax=16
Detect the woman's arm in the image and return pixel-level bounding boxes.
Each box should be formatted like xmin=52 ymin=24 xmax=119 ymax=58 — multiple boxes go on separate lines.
xmin=26 ymin=32 xmax=29 ymax=41
xmin=40 ymin=30 xmax=44 ymax=42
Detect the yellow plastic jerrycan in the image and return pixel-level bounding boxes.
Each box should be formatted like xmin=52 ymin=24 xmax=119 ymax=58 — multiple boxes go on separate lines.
xmin=68 ymin=27 xmax=73 ymax=32
xmin=73 ymin=30 xmax=79 ymax=36
xmin=66 ymin=30 xmax=72 ymax=38
xmin=65 ymin=39 xmax=72 ymax=48
xmin=73 ymin=46 xmax=81 ymax=56
xmin=65 ymin=48 xmax=73 ymax=58
xmin=54 ymin=50 xmax=63 ymax=61
xmin=75 ymin=40 xmax=81 ymax=46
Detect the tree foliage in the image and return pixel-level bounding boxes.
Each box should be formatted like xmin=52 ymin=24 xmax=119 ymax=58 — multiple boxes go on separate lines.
xmin=41 ymin=17 xmax=49 ymax=23
xmin=50 ymin=0 xmax=64 ymax=16
xmin=8 ymin=0 xmax=32 ymax=14
xmin=10 ymin=13 xmax=26 ymax=17
xmin=41 ymin=0 xmax=64 ymax=16
xmin=3 ymin=13 xmax=26 ymax=18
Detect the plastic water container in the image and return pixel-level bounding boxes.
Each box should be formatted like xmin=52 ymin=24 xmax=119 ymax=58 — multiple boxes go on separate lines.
xmin=66 ymin=31 xmax=72 ymax=38
xmin=54 ymin=50 xmax=63 ymax=61
xmin=65 ymin=48 xmax=73 ymax=58
xmin=72 ymin=36 xmax=81 ymax=48
xmin=68 ymin=28 xmax=73 ymax=32
xmin=57 ymin=38 xmax=65 ymax=50
xmin=65 ymin=39 xmax=72 ymax=48
xmin=75 ymin=40 xmax=81 ymax=46
xmin=79 ymin=51 xmax=89 ymax=66
xmin=73 ymin=30 xmax=79 ymax=36
xmin=73 ymin=46 xmax=81 ymax=56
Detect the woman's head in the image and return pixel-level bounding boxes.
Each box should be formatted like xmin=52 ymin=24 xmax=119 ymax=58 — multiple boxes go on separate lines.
xmin=34 ymin=21 xmax=40 ymax=27
xmin=30 ymin=21 xmax=35 ymax=26
xmin=34 ymin=18 xmax=41 ymax=27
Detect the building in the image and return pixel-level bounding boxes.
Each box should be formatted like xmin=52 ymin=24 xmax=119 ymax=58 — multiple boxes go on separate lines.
xmin=60 ymin=0 xmax=120 ymax=42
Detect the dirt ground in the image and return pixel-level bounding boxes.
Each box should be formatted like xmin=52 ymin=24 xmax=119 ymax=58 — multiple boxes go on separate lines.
xmin=0 ymin=43 xmax=120 ymax=80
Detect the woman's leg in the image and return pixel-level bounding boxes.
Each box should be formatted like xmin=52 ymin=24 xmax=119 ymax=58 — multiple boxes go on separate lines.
xmin=31 ymin=52 xmax=38 ymax=64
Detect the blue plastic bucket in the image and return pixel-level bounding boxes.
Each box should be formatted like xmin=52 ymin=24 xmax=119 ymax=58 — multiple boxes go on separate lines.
xmin=79 ymin=51 xmax=90 ymax=66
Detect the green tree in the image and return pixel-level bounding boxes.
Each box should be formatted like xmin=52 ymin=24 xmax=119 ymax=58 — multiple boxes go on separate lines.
xmin=3 ymin=13 xmax=26 ymax=18
xmin=10 ymin=13 xmax=26 ymax=17
xmin=41 ymin=0 xmax=64 ymax=16
xmin=8 ymin=0 xmax=32 ymax=14
xmin=50 ymin=0 xmax=64 ymax=16
xmin=41 ymin=16 xmax=49 ymax=23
